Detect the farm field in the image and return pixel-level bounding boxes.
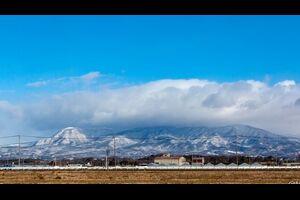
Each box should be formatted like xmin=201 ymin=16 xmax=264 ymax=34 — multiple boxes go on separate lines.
xmin=0 ymin=170 xmax=299 ymax=184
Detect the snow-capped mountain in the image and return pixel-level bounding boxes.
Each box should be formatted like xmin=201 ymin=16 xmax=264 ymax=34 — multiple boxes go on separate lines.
xmin=35 ymin=127 xmax=88 ymax=146
xmin=1 ymin=125 xmax=300 ymax=159
xmin=114 ymin=125 xmax=300 ymax=158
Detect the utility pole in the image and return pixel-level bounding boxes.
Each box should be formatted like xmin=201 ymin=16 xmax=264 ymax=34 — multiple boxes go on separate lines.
xmin=105 ymin=154 xmax=108 ymax=170
xmin=18 ymin=135 xmax=21 ymax=167
xmin=276 ymin=136 xmax=279 ymax=166
xmin=105 ymin=147 xmax=110 ymax=170
xmin=113 ymin=136 xmax=116 ymax=167
xmin=248 ymin=156 xmax=251 ymax=165
xmin=235 ymin=135 xmax=239 ymax=166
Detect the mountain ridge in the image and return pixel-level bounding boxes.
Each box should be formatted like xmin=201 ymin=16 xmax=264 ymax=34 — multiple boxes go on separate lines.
xmin=1 ymin=125 xmax=300 ymax=159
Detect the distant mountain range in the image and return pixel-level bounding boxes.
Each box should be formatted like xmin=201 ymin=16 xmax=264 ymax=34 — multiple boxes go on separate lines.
xmin=1 ymin=125 xmax=300 ymax=159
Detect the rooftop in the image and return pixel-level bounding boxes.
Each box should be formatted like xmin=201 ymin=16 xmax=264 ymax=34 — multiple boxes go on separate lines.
xmin=155 ymin=156 xmax=183 ymax=160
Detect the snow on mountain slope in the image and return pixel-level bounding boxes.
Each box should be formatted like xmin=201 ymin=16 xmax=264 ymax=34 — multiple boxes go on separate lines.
xmin=210 ymin=136 xmax=229 ymax=147
xmin=1 ymin=125 xmax=300 ymax=159
xmin=35 ymin=127 xmax=88 ymax=146
xmin=108 ymin=136 xmax=138 ymax=148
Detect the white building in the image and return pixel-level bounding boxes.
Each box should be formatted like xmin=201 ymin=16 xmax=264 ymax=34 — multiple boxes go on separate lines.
xmin=251 ymin=162 xmax=262 ymax=167
xmin=67 ymin=164 xmax=83 ymax=167
xmin=227 ymin=163 xmax=238 ymax=167
xmin=154 ymin=154 xmax=187 ymax=166
xmin=239 ymin=163 xmax=250 ymax=167
xmin=215 ymin=163 xmax=226 ymax=167
xmin=204 ymin=162 xmax=214 ymax=167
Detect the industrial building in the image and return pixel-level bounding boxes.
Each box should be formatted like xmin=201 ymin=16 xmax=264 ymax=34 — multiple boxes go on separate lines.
xmin=154 ymin=154 xmax=187 ymax=166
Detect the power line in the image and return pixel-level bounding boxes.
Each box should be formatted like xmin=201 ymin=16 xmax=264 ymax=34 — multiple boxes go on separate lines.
xmin=0 ymin=135 xmax=298 ymax=152
xmin=0 ymin=135 xmax=19 ymax=139
xmin=0 ymin=132 xmax=299 ymax=162
xmin=0 ymin=141 xmax=35 ymax=148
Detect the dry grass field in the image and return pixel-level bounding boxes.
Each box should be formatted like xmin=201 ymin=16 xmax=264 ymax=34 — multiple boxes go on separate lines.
xmin=0 ymin=170 xmax=300 ymax=184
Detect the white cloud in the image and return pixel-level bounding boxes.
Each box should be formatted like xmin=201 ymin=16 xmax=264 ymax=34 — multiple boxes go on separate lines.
xmin=26 ymin=71 xmax=101 ymax=88
xmin=3 ymin=78 xmax=300 ymax=137
xmin=80 ymin=72 xmax=100 ymax=81
xmin=0 ymin=101 xmax=26 ymax=137
xmin=275 ymin=80 xmax=296 ymax=87
xmin=0 ymin=101 xmax=23 ymax=118
xmin=26 ymin=81 xmax=48 ymax=87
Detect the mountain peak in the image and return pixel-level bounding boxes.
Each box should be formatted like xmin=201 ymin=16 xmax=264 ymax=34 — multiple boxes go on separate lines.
xmin=36 ymin=127 xmax=88 ymax=146
xmin=28 ymin=125 xmax=300 ymax=159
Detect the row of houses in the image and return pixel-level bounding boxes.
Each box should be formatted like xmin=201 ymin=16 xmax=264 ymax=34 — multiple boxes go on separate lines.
xmin=154 ymin=154 xmax=205 ymax=166
xmin=153 ymin=154 xmax=264 ymax=167
xmin=203 ymin=162 xmax=262 ymax=167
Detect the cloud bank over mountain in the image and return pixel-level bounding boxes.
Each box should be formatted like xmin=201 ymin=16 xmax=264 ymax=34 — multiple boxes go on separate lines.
xmin=1 ymin=78 xmax=300 ymax=137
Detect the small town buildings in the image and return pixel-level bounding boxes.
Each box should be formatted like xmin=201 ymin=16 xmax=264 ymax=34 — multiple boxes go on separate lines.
xmin=227 ymin=163 xmax=238 ymax=167
xmin=67 ymin=164 xmax=83 ymax=167
xmin=138 ymin=163 xmax=149 ymax=166
xmin=239 ymin=163 xmax=250 ymax=167
xmin=154 ymin=154 xmax=187 ymax=166
xmin=215 ymin=163 xmax=226 ymax=167
xmin=281 ymin=162 xmax=300 ymax=166
xmin=191 ymin=156 xmax=205 ymax=166
xmin=204 ymin=162 xmax=214 ymax=167
xmin=250 ymin=162 xmax=262 ymax=167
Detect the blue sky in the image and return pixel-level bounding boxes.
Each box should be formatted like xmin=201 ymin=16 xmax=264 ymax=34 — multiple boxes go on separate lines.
xmin=1 ymin=16 xmax=300 ymax=136
xmin=1 ymin=16 xmax=300 ymax=97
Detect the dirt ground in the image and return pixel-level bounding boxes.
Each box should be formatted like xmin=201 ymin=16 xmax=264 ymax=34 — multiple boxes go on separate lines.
xmin=0 ymin=170 xmax=299 ymax=184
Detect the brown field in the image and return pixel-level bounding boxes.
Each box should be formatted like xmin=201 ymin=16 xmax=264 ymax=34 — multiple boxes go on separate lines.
xmin=0 ymin=170 xmax=299 ymax=184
